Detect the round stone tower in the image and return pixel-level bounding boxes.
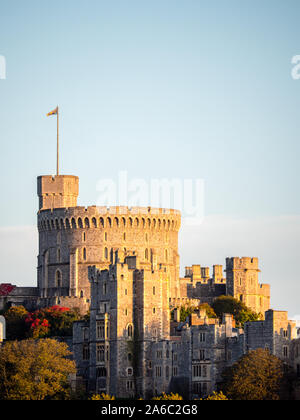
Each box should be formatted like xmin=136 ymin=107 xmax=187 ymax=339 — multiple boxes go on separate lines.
xmin=37 ymin=175 xmax=181 ymax=311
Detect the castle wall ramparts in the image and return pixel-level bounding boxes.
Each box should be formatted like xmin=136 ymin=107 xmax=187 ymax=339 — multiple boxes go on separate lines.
xmin=38 ymin=206 xmax=181 ymax=232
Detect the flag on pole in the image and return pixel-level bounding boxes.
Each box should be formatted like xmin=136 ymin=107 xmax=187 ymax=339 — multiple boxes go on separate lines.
xmin=47 ymin=107 xmax=58 ymax=117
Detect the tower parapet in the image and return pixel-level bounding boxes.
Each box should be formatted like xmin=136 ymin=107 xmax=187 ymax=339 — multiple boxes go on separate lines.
xmin=37 ymin=175 xmax=79 ymax=211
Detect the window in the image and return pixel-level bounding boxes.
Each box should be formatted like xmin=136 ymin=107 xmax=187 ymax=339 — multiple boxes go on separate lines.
xmin=96 ymin=345 xmax=105 ymax=362
xmin=165 ymin=249 xmax=168 ymax=262
xmin=202 ymin=365 xmax=207 ymax=378
xmin=83 ymin=232 xmax=86 ymax=242
xmin=193 ymin=365 xmax=201 ymax=378
xmin=127 ymin=368 xmax=133 ymax=377
xmin=57 ymin=248 xmax=61 ymax=263
xmin=83 ymin=248 xmax=87 ymax=261
xmin=156 ymin=351 xmax=163 ymax=359
xmin=155 ymin=366 xmax=162 ymax=377
xmin=97 ymin=321 xmax=105 ymax=340
xmin=153 ymin=308 xmax=156 ymax=314
xmin=103 ymin=283 xmax=107 ymax=295
xmin=199 ymin=350 xmax=205 ymax=361
xmin=123 ymin=232 xmax=126 ymax=241
xmin=145 ymin=249 xmax=149 ymax=260
xmin=80 ymin=290 xmax=84 ymax=298
xmin=199 ymin=333 xmax=206 ymax=343
xmin=83 ymin=328 xmax=89 ymax=341
xmin=128 ymin=324 xmax=133 ymax=338
xmin=55 ymin=270 xmax=62 ymax=288
xmin=166 ymin=366 xmax=169 ymax=379
xmin=173 ymin=353 xmax=177 ymax=362
xmin=166 ymin=349 xmax=170 ymax=359
xmin=104 ymin=232 xmax=108 ymax=242
xmin=153 ymin=287 xmax=156 ymax=295
xmin=126 ymin=381 xmax=134 ymax=391
xmin=83 ymin=344 xmax=90 ymax=361
xmin=173 ymin=367 xmax=178 ymax=377
xmin=96 ymin=367 xmax=106 ymax=378
xmin=283 ymin=330 xmax=288 ymax=338
xmin=283 ymin=346 xmax=288 ymax=358
xmin=104 ymin=247 xmax=108 ymax=259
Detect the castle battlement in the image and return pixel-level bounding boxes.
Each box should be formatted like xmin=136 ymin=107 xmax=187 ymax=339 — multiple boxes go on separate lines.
xmin=38 ymin=206 xmax=181 ymax=232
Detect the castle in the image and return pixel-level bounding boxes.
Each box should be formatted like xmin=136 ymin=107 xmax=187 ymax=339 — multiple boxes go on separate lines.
xmin=0 ymin=173 xmax=270 ymax=317
xmin=2 ymin=172 xmax=298 ymax=399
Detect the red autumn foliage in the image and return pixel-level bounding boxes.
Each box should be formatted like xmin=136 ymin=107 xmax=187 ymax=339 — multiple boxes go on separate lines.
xmin=0 ymin=284 xmax=16 ymax=296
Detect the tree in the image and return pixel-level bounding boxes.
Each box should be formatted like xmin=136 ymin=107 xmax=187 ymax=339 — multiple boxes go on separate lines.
xmin=90 ymin=393 xmax=115 ymax=400
xmin=25 ymin=306 xmax=81 ymax=339
xmin=212 ymin=296 xmax=261 ymax=328
xmin=4 ymin=306 xmax=28 ymax=340
xmin=0 ymin=338 xmax=76 ymax=400
xmin=198 ymin=303 xmax=217 ymax=319
xmin=152 ymin=393 xmax=183 ymax=400
xmin=204 ymin=391 xmax=229 ymax=400
xmin=220 ymin=349 xmax=286 ymax=400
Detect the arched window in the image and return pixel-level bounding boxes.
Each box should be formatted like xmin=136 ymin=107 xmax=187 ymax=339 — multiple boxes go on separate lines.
xmin=80 ymin=290 xmax=84 ymax=298
xmin=127 ymin=324 xmax=133 ymax=338
xmin=78 ymin=218 xmax=83 ymax=229
xmin=100 ymin=217 xmax=104 ymax=228
xmin=71 ymin=218 xmax=77 ymax=229
xmin=107 ymin=217 xmax=112 ymax=228
xmin=55 ymin=270 xmax=62 ymax=288
xmin=57 ymin=248 xmax=61 ymax=263
xmin=92 ymin=217 xmax=97 ymax=228
xmin=84 ymin=218 xmax=90 ymax=228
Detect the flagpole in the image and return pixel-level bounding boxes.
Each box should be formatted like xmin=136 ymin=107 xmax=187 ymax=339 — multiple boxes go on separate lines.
xmin=57 ymin=106 xmax=59 ymax=176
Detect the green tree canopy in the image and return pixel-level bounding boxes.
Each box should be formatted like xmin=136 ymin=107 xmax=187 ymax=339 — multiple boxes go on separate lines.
xmin=220 ymin=349 xmax=286 ymax=400
xmin=212 ymin=295 xmax=261 ymax=327
xmin=4 ymin=306 xmax=28 ymax=340
xmin=0 ymin=338 xmax=76 ymax=400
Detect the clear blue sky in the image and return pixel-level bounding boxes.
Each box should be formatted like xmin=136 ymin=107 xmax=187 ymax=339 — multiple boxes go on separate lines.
xmin=0 ymin=1 xmax=299 ymax=315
